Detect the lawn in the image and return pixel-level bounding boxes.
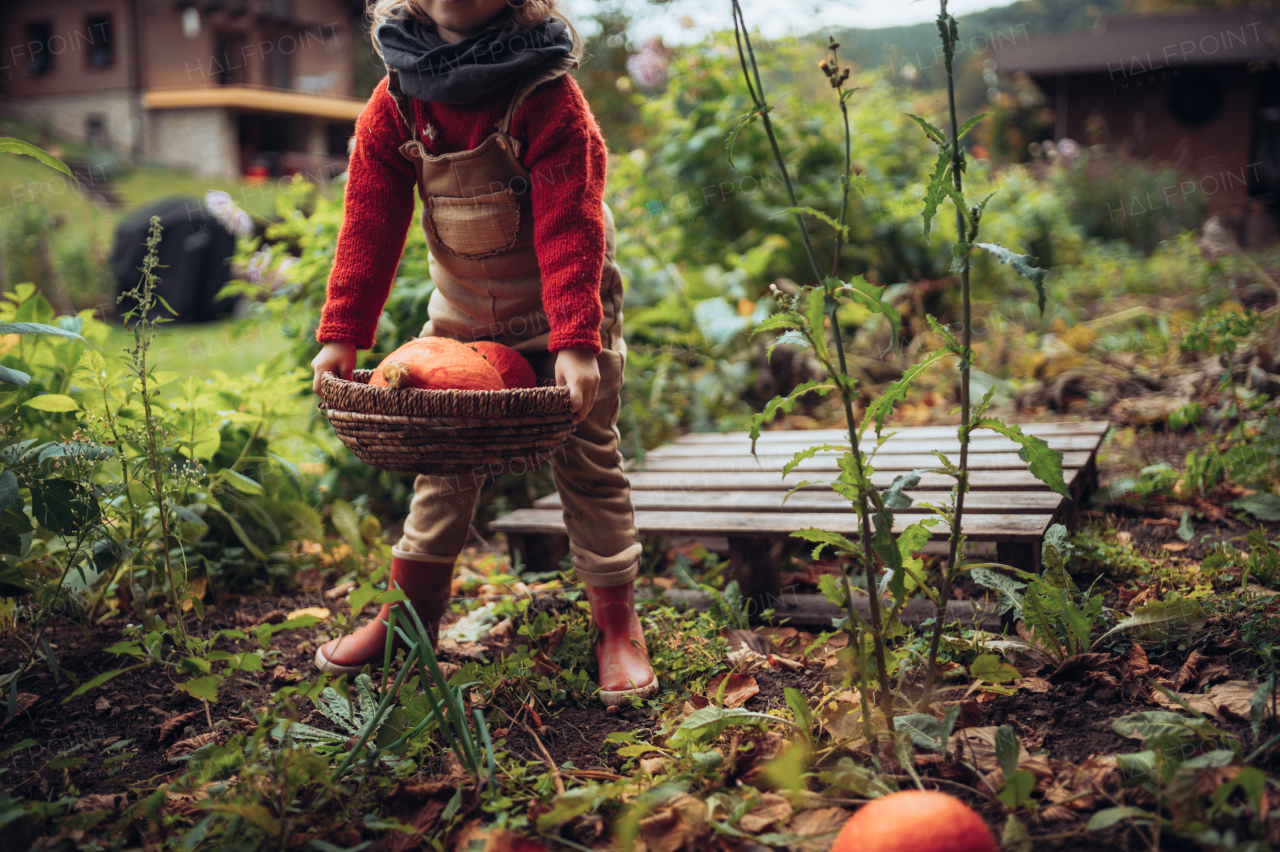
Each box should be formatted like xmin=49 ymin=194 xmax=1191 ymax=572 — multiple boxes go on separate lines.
xmin=100 ymin=316 xmax=296 ymax=383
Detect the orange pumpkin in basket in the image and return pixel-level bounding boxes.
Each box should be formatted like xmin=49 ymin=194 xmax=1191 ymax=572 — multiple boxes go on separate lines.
xmin=467 ymin=341 xmax=537 ymax=390
xmin=369 ymin=337 xmax=503 ymax=391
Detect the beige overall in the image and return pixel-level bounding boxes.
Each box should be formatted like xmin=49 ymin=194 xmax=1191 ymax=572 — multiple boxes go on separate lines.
xmin=385 ymin=59 xmax=641 ymax=588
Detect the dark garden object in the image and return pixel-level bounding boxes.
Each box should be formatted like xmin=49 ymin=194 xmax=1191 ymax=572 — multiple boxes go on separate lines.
xmin=111 ymin=195 xmax=239 ymax=323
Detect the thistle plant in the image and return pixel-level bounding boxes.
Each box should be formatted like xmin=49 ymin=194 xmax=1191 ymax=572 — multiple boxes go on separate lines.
xmin=115 ymin=217 xmax=191 ymax=644
xmin=729 ymin=0 xmax=1071 ymax=731
xmin=914 ymin=0 xmax=1071 ymax=704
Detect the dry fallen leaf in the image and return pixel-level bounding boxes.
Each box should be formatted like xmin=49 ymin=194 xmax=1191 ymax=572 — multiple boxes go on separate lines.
xmin=706 ymin=673 xmax=759 ymax=709
xmin=949 ymin=726 xmax=1032 ymax=775
xmin=1123 ymin=642 xmax=1151 ymax=678
xmin=180 ymin=575 xmax=208 ymax=612
xmin=447 ymin=822 xmax=548 ymax=852
xmin=1115 ymin=530 xmax=1133 ymax=544
xmin=1040 ymin=803 xmax=1077 ymax=822
xmin=1050 ymin=653 xmax=1113 ymax=683
xmin=1173 ymin=650 xmax=1206 ymax=691
xmin=165 ymin=732 xmax=218 ymax=762
xmin=1129 ymin=585 xmax=1158 ymax=606
xmin=73 ymin=793 xmax=128 ymax=813
xmin=738 ymin=792 xmax=793 ymax=833
xmin=639 ymin=756 xmax=668 ymax=775
xmin=157 ymin=709 xmax=202 ymax=745
xmin=769 ymin=654 xmax=804 ymax=672
xmin=1014 ymin=677 xmax=1052 ymax=693
xmin=727 ymin=646 xmax=768 ymax=675
xmin=1162 ymin=542 xmax=1190 ymax=553
xmin=638 ymin=795 xmax=708 ymax=852
xmin=817 ymin=691 xmax=865 ymax=743
xmin=722 ymin=628 xmax=772 ymax=655
xmin=324 ymin=581 xmax=356 ymax=600
xmin=1196 ymin=660 xmax=1232 ymax=689
xmin=786 ymin=807 xmax=850 ymax=852
xmin=1153 ymin=680 xmax=1274 ymax=723
xmin=287 ymin=606 xmax=331 ymax=621
xmin=1195 ymin=765 xmax=1240 ymax=797
xmin=160 ymin=781 xmax=220 ymax=818
xmin=478 ymin=829 xmax=549 ymax=852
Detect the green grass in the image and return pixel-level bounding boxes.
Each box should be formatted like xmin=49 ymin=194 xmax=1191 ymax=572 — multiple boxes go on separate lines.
xmin=3 ymin=114 xmax=343 ymax=314
xmin=101 ymin=316 xmax=295 ymax=381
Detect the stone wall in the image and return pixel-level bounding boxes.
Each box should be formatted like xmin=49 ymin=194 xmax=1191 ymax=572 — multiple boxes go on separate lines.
xmin=147 ymin=107 xmax=237 ymax=178
xmin=5 ymin=88 xmax=142 ymax=155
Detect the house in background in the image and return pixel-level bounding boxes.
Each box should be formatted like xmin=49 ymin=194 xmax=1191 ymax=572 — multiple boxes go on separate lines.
xmin=992 ymin=9 xmax=1280 ymax=216
xmin=0 ymin=0 xmax=369 ymax=179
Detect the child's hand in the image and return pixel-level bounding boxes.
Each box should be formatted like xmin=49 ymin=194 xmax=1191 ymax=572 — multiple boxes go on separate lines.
xmin=311 ymin=342 xmax=358 ymax=395
xmin=555 ymin=349 xmax=600 ymax=425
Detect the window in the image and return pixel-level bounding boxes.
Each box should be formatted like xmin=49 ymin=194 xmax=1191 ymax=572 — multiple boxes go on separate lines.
xmin=86 ymin=115 xmax=107 ymax=147
xmin=1167 ymin=71 xmax=1225 ymax=128
xmin=25 ymin=21 xmax=54 ymax=75
xmin=269 ymin=50 xmax=290 ymax=90
xmin=214 ymin=33 xmax=247 ymax=85
xmin=86 ymin=16 xmax=114 ymax=68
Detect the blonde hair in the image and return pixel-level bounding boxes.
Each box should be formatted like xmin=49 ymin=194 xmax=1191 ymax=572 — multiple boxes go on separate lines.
xmin=368 ymin=0 xmax=583 ymax=63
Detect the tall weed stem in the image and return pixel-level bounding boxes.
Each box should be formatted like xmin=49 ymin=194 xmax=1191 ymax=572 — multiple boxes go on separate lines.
xmin=923 ymin=0 xmax=972 ymax=705
xmin=729 ymin=2 xmax=896 ymax=729
xmin=119 ymin=218 xmax=187 ymax=645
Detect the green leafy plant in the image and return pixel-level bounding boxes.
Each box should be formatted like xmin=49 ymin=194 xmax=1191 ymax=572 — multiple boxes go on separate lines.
xmin=1094 ymin=696 xmax=1277 ymax=849
xmin=1 ymin=220 xmax=318 ymax=713
xmin=1180 ymin=307 xmax=1261 ymax=442
xmin=0 ymin=138 xmax=71 ymax=176
xmin=729 ymin=0 xmax=1067 ymax=736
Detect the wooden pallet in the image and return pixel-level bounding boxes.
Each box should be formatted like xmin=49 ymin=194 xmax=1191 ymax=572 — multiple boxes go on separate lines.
xmin=490 ymin=420 xmax=1109 ymax=609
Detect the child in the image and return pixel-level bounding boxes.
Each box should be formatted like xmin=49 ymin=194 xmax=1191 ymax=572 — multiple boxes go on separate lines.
xmin=308 ymin=0 xmax=658 ymax=707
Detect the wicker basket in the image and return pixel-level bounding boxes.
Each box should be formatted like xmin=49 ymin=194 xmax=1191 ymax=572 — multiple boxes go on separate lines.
xmin=318 ymin=369 xmax=575 ymax=476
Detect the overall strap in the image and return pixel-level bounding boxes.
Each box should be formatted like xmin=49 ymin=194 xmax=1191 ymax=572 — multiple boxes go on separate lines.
xmin=498 ymin=56 xmax=580 ymax=158
xmin=386 ymin=67 xmax=419 ymax=144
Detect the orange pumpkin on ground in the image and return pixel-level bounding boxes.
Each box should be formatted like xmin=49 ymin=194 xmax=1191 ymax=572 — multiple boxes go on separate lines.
xmin=467 ymin=340 xmax=537 ymax=389
xmin=831 ymin=791 xmax=998 ymax=852
xmin=369 ymin=337 xmax=503 ymax=391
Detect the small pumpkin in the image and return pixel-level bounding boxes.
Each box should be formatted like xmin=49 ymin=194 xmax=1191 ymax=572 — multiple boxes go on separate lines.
xmin=369 ymin=337 xmax=503 ymax=391
xmin=467 ymin=341 xmax=537 ymax=389
xmin=831 ymin=790 xmax=998 ymax=852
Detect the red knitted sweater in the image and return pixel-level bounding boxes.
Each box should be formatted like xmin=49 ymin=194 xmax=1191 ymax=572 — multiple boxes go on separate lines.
xmin=316 ymin=72 xmax=607 ymax=354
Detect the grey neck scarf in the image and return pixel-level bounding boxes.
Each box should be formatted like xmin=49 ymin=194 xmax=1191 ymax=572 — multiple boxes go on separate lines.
xmin=376 ymin=12 xmax=573 ymax=104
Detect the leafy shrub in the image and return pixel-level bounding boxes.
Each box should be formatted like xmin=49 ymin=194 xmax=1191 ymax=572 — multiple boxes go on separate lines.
xmin=1048 ymin=146 xmax=1208 ymax=254
xmin=1 ymin=230 xmax=336 ymax=697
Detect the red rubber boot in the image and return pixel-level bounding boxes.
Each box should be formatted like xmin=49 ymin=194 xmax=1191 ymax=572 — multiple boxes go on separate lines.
xmin=314 ymin=555 xmax=454 ymax=676
xmin=584 ymin=581 xmax=659 ymax=707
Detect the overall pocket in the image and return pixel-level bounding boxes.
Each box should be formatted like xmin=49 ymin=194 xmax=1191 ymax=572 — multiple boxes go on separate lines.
xmin=426 ymin=187 xmax=520 ymax=259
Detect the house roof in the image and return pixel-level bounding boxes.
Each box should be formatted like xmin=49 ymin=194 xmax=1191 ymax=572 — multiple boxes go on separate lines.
xmin=143 ymin=85 xmax=365 ymax=120
xmin=991 ymin=9 xmax=1280 ymax=77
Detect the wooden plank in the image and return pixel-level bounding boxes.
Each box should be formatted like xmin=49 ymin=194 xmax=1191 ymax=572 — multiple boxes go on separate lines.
xmin=639 ymin=450 xmax=1093 ymax=473
xmin=534 ymin=489 xmax=1065 ymax=514
xmin=647 ymin=589 xmax=1004 ymax=631
xmin=674 ymin=421 xmax=1110 ymax=444
xmin=646 ymin=433 xmax=1103 ymax=458
xmin=623 ymin=469 xmax=1081 ymax=492
xmin=491 ymin=508 xmax=1055 ymax=542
